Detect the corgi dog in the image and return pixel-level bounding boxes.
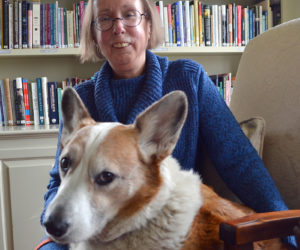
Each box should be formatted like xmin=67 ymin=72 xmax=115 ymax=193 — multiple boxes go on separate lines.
xmin=43 ymin=87 xmax=285 ymax=250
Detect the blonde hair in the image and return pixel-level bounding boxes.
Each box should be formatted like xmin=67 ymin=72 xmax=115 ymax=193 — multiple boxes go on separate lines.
xmin=80 ymin=0 xmax=164 ymax=63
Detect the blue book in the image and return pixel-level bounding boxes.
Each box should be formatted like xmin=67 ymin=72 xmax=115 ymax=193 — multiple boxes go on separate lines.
xmin=36 ymin=77 xmax=45 ymax=125
xmin=57 ymin=88 xmax=62 ymax=122
xmin=0 ymin=80 xmax=7 ymax=126
xmin=47 ymin=82 xmax=58 ymax=125
xmin=249 ymin=9 xmax=253 ymax=40
xmin=174 ymin=2 xmax=181 ymax=46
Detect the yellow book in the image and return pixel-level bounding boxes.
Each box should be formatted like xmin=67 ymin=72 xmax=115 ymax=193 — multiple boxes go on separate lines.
xmin=194 ymin=0 xmax=199 ymax=46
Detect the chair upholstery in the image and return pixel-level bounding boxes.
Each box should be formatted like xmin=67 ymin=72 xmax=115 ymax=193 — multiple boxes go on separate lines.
xmin=230 ymin=18 xmax=300 ymax=209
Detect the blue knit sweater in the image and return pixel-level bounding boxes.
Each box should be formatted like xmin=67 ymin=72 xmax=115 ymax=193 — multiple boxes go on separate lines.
xmin=40 ymin=50 xmax=289 ymax=249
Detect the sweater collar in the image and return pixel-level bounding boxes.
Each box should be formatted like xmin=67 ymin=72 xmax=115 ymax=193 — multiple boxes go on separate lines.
xmin=94 ymin=50 xmax=166 ymax=124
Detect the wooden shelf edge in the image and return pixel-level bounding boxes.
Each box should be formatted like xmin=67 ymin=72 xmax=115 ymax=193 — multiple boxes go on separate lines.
xmin=0 ymin=125 xmax=60 ymax=136
xmin=0 ymin=46 xmax=245 ymax=57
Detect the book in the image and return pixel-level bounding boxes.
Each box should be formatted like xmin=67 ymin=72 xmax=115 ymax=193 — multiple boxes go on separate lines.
xmin=27 ymin=82 xmax=34 ymax=124
xmin=22 ymin=78 xmax=31 ymax=126
xmin=32 ymin=0 xmax=40 ymax=48
xmin=0 ymin=80 xmax=5 ymax=126
xmin=36 ymin=77 xmax=44 ymax=125
xmin=47 ymin=82 xmax=58 ymax=124
xmin=10 ymin=79 xmax=17 ymax=125
xmin=15 ymin=77 xmax=26 ymax=125
xmin=57 ymin=87 xmax=62 ymax=122
xmin=0 ymin=80 xmax=7 ymax=126
xmin=31 ymin=82 xmax=40 ymax=125
xmin=27 ymin=2 xmax=32 ymax=48
xmin=41 ymin=76 xmax=50 ymax=125
xmin=203 ymin=5 xmax=211 ymax=46
xmin=22 ymin=0 xmax=28 ymax=48
xmin=3 ymin=0 xmax=9 ymax=49
xmin=9 ymin=2 xmax=13 ymax=49
xmin=3 ymin=78 xmax=14 ymax=126
xmin=13 ymin=0 xmax=19 ymax=49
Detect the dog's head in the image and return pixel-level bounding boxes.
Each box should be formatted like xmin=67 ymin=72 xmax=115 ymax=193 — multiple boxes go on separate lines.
xmin=43 ymin=87 xmax=188 ymax=244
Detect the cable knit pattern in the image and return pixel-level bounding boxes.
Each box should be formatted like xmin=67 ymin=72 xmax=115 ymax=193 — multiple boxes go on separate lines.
xmin=39 ymin=50 xmax=289 ymax=250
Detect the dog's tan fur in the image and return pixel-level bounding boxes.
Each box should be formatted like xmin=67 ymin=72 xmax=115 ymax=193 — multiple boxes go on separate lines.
xmin=44 ymin=88 xmax=287 ymax=250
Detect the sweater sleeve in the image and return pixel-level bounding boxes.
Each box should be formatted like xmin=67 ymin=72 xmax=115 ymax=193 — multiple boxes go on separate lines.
xmin=197 ymin=69 xmax=288 ymax=213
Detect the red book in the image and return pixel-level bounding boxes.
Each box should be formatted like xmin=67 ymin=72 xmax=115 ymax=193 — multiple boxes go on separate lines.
xmin=22 ymin=78 xmax=31 ymax=126
xmin=237 ymin=5 xmax=242 ymax=46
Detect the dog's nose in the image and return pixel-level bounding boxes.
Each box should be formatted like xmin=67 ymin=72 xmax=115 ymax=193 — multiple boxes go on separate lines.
xmin=44 ymin=208 xmax=69 ymax=238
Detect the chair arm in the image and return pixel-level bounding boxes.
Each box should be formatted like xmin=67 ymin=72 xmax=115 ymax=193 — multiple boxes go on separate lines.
xmin=219 ymin=209 xmax=300 ymax=248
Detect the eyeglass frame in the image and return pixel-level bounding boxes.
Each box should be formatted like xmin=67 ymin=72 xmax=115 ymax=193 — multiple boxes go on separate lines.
xmin=92 ymin=10 xmax=148 ymax=31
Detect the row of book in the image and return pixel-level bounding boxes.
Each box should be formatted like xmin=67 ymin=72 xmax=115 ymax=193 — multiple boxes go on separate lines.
xmin=0 ymin=74 xmax=234 ymax=127
xmin=0 ymin=0 xmax=87 ymax=49
xmin=0 ymin=77 xmax=88 ymax=127
xmin=209 ymin=73 xmax=235 ymax=107
xmin=156 ymin=0 xmax=271 ymax=47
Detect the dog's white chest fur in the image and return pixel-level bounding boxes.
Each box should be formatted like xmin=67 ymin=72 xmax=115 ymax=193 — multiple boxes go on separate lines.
xmin=70 ymin=157 xmax=202 ymax=250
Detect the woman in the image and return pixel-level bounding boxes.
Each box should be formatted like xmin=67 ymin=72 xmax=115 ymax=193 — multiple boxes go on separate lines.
xmin=37 ymin=0 xmax=292 ymax=249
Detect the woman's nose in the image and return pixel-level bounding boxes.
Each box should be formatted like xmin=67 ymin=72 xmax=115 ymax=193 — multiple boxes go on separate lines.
xmin=113 ymin=19 xmax=126 ymax=34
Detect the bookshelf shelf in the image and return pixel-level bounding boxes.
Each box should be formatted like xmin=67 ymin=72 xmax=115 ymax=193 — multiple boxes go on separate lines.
xmin=0 ymin=46 xmax=245 ymax=57
xmin=0 ymin=124 xmax=59 ymax=136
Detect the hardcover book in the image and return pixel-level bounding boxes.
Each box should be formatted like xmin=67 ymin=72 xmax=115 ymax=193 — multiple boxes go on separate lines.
xmin=47 ymin=82 xmax=58 ymax=125
xmin=15 ymin=77 xmax=26 ymax=125
xmin=36 ymin=77 xmax=44 ymax=125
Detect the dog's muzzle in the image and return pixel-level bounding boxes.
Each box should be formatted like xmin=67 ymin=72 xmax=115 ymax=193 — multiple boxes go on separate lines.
xmin=44 ymin=205 xmax=70 ymax=239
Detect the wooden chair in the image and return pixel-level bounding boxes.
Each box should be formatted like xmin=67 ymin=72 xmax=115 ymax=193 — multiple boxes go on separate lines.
xmin=220 ymin=17 xmax=300 ymax=250
xmin=220 ymin=210 xmax=300 ymax=249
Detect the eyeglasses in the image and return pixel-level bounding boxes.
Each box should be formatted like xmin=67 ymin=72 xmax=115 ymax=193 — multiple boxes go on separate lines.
xmin=92 ymin=10 xmax=147 ymax=31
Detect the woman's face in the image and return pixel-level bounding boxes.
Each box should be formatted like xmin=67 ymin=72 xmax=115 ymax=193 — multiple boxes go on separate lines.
xmin=93 ymin=0 xmax=151 ymax=79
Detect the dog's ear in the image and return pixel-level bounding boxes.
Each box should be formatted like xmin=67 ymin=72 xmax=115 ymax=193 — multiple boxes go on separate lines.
xmin=134 ymin=91 xmax=188 ymax=162
xmin=60 ymin=87 xmax=95 ymax=147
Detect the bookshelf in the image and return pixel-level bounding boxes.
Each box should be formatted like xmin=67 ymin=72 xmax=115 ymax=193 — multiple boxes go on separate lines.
xmin=0 ymin=0 xmax=273 ymax=250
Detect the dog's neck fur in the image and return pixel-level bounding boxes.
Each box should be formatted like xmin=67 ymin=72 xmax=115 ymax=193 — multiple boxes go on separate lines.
xmin=71 ymin=157 xmax=202 ymax=250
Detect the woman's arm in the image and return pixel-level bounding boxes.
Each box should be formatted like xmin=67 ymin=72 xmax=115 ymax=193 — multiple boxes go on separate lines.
xmin=197 ymin=70 xmax=288 ymax=213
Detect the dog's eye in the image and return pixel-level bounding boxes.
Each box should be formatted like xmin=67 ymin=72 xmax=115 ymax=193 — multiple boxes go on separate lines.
xmin=60 ymin=157 xmax=71 ymax=173
xmin=95 ymin=171 xmax=115 ymax=186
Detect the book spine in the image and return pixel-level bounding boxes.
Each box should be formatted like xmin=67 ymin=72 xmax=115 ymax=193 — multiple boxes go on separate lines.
xmin=47 ymin=82 xmax=58 ymax=125
xmin=63 ymin=8 xmax=67 ymax=48
xmin=3 ymin=78 xmax=13 ymax=126
xmin=13 ymin=0 xmax=19 ymax=49
xmin=204 ymin=5 xmax=211 ymax=46
xmin=41 ymin=76 xmax=49 ymax=125
xmin=178 ymin=1 xmax=184 ymax=47
xmin=27 ymin=82 xmax=34 ymax=124
xmin=10 ymin=79 xmax=16 ymax=125
xmin=36 ymin=77 xmax=44 ymax=125
xmin=18 ymin=1 xmax=22 ymax=48
xmin=237 ymin=5 xmax=242 ymax=46
xmin=31 ymin=82 xmax=40 ymax=125
xmin=3 ymin=0 xmax=9 ymax=49
xmin=22 ymin=0 xmax=28 ymax=48
xmin=57 ymin=87 xmax=62 ymax=122
xmin=15 ymin=77 xmax=25 ymax=125
xmin=32 ymin=0 xmax=40 ymax=48
xmin=27 ymin=2 xmax=32 ymax=48
xmin=9 ymin=3 xmax=13 ymax=48
xmin=66 ymin=10 xmax=72 ymax=47
xmin=163 ymin=6 xmax=169 ymax=46
xmin=0 ymin=81 xmax=5 ymax=126
xmin=184 ymin=1 xmax=190 ymax=47
xmin=22 ymin=78 xmax=31 ymax=126
xmin=167 ymin=4 xmax=173 ymax=47
xmin=0 ymin=81 xmax=7 ymax=126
